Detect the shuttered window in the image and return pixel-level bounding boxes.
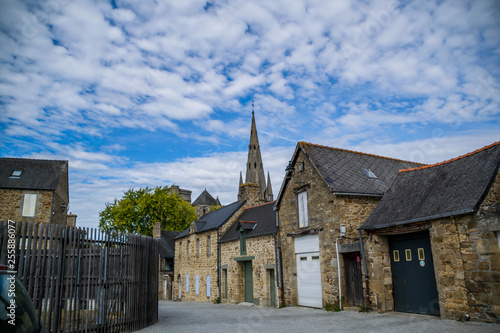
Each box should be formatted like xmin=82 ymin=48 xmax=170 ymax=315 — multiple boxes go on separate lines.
xmin=22 ymin=194 xmax=37 ymax=217
xmin=207 ymin=275 xmax=211 ymax=297
xmin=298 ymin=191 xmax=309 ymax=228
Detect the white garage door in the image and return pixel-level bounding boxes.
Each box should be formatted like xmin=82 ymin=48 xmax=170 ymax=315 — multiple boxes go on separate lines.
xmin=295 ymin=234 xmax=322 ymax=308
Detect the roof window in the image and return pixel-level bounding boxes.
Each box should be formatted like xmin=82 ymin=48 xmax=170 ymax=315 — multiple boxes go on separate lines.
xmin=10 ymin=170 xmax=23 ymax=178
xmin=362 ymin=168 xmax=377 ymax=179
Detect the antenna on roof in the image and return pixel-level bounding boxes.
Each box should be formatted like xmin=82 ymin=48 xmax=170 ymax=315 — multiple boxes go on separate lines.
xmin=252 ymin=100 xmax=254 ymax=115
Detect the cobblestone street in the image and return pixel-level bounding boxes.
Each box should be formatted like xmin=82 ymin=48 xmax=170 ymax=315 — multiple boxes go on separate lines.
xmin=135 ymin=301 xmax=499 ymax=333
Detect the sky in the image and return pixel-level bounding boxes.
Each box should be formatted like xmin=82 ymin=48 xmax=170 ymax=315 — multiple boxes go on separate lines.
xmin=1 ymin=0 xmax=499 ymax=229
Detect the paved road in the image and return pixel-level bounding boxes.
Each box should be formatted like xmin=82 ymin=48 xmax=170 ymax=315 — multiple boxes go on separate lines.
xmin=135 ymin=301 xmax=499 ymax=333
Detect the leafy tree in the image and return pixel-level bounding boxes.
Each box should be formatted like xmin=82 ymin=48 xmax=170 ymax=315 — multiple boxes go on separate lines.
xmin=99 ymin=186 xmax=196 ymax=236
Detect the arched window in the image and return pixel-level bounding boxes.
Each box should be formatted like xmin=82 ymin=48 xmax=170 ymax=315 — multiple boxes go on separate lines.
xmin=254 ymin=162 xmax=257 ymax=168
xmin=207 ymin=275 xmax=211 ymax=297
xmin=195 ymin=275 xmax=200 ymax=295
xmin=186 ymin=274 xmax=189 ymax=293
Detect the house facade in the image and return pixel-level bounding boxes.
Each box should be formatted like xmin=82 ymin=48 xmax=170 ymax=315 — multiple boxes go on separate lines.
xmin=275 ymin=142 xmax=422 ymax=309
xmin=0 ymin=158 xmax=69 ymax=225
xmin=359 ymin=142 xmax=500 ymax=323
xmin=219 ymin=201 xmax=278 ymax=307
xmin=173 ymin=200 xmax=247 ymax=302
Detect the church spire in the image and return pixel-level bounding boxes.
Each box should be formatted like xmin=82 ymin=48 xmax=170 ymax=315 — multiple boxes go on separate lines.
xmin=238 ymin=103 xmax=271 ymax=203
xmin=266 ymin=171 xmax=273 ymax=201
xmin=245 ymin=107 xmax=266 ymax=197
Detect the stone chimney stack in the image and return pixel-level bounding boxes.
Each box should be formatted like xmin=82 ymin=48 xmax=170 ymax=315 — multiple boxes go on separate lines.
xmin=153 ymin=222 xmax=161 ymax=238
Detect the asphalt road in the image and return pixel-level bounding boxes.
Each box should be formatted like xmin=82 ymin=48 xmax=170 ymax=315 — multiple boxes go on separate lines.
xmin=134 ymin=301 xmax=499 ymax=333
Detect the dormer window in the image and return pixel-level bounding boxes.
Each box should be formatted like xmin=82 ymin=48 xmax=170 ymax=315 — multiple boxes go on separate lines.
xmin=362 ymin=168 xmax=377 ymax=179
xmin=10 ymin=170 xmax=23 ymax=178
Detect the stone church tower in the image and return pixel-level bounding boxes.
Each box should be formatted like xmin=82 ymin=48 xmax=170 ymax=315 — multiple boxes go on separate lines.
xmin=238 ymin=110 xmax=273 ymax=203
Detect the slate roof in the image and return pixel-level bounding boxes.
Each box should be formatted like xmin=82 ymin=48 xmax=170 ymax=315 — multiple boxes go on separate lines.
xmin=219 ymin=201 xmax=276 ymax=243
xmin=192 ymin=189 xmax=220 ymax=206
xmin=0 ymin=158 xmax=68 ymax=191
xmin=158 ymin=231 xmax=181 ymax=259
xmin=360 ymin=142 xmax=500 ymax=230
xmin=301 ymin=142 xmax=424 ymax=196
xmin=176 ymin=200 xmax=246 ymax=239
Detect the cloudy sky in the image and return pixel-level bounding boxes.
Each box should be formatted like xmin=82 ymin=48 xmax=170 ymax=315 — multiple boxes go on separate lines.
xmin=1 ymin=0 xmax=499 ymax=229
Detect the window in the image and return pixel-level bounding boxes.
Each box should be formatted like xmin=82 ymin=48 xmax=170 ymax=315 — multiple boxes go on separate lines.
xmin=418 ymin=248 xmax=425 ymax=261
xmin=207 ymin=275 xmax=211 ymax=297
xmin=300 ymin=256 xmax=307 ymax=261
xmin=297 ymin=191 xmax=309 ymax=228
xmin=195 ymin=275 xmax=200 ymax=295
xmin=186 ymin=274 xmax=189 ymax=292
xmin=393 ymin=250 xmax=400 ymax=262
xmin=22 ymin=194 xmax=37 ymax=217
xmin=179 ymin=242 xmax=182 ymax=260
xmin=197 ymin=239 xmax=200 ymax=258
xmin=207 ymin=236 xmax=211 ymax=257
xmin=311 ymin=256 xmax=320 ymax=261
xmin=496 ymin=231 xmax=500 ymax=252
xmin=239 ymin=229 xmax=246 ymax=255
xmin=405 ymin=249 xmax=412 ymax=261
xmin=10 ymin=170 xmax=22 ymax=178
xmin=187 ymin=241 xmax=190 ymax=258
xmin=362 ymin=168 xmax=377 ymax=178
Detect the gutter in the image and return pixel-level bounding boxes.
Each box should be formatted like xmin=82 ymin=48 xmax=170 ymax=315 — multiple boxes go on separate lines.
xmin=360 ymin=209 xmax=475 ymax=230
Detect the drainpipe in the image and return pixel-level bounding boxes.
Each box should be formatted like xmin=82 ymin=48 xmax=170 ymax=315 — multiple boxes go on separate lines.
xmin=358 ymin=229 xmax=370 ymax=309
xmin=275 ymin=207 xmax=285 ymax=307
xmin=335 ymin=236 xmax=342 ymax=310
xmin=217 ymin=228 xmax=221 ymax=300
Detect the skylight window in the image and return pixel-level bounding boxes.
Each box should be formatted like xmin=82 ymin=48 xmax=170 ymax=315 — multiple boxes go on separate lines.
xmin=362 ymin=168 xmax=377 ymax=179
xmin=10 ymin=170 xmax=23 ymax=178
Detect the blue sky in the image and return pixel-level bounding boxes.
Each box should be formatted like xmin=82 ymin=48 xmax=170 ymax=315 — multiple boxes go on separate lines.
xmin=1 ymin=0 xmax=499 ymax=229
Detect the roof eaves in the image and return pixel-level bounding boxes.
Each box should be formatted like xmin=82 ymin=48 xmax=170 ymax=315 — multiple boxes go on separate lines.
xmin=359 ymin=209 xmax=475 ymax=230
xmin=333 ymin=191 xmax=385 ymax=198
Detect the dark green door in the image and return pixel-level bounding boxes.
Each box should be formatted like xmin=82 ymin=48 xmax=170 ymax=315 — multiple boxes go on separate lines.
xmin=269 ymin=269 xmax=276 ymax=307
xmin=389 ymin=231 xmax=440 ymax=315
xmin=244 ymin=261 xmax=253 ymax=303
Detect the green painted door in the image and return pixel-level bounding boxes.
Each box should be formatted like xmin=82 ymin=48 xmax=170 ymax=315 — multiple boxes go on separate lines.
xmin=244 ymin=261 xmax=253 ymax=303
xmin=269 ymin=269 xmax=276 ymax=307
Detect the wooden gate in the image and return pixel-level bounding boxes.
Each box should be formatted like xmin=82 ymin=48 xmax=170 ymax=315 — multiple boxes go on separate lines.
xmin=343 ymin=252 xmax=364 ymax=306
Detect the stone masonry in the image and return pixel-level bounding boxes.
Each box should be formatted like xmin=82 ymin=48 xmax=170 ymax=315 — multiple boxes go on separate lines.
xmin=173 ymin=204 xmax=247 ymax=303
xmin=220 ymin=234 xmax=278 ymax=307
xmin=278 ymin=149 xmax=380 ymax=307
xmin=363 ymin=170 xmax=500 ymax=323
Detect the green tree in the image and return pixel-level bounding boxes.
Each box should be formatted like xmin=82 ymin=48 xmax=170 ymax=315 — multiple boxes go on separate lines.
xmin=99 ymin=186 xmax=196 ymax=236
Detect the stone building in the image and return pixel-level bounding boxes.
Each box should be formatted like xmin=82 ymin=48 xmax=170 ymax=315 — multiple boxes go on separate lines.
xmin=173 ymin=200 xmax=246 ymax=302
xmin=219 ymin=201 xmax=278 ymax=307
xmin=274 ymin=142 xmax=422 ymax=309
xmin=0 ymin=158 xmax=69 ymax=225
xmin=359 ymin=141 xmax=500 ymax=323
xmin=153 ymin=222 xmax=181 ymax=300
xmin=192 ymin=189 xmax=221 ymax=220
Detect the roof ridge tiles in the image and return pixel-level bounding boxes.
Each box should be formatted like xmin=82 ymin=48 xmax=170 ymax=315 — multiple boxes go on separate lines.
xmin=245 ymin=200 xmax=276 ymax=210
xmin=299 ymin=141 xmax=425 ymax=165
xmin=400 ymin=141 xmax=500 ymax=173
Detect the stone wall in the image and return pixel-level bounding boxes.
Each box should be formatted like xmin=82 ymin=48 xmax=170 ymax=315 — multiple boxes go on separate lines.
xmin=220 ymin=234 xmax=278 ymax=307
xmin=173 ymin=229 xmax=219 ymax=302
xmin=363 ymin=170 xmax=500 ymax=323
xmin=278 ymin=149 xmax=380 ymax=307
xmin=0 ymin=189 xmax=53 ymax=224
xmin=173 ymin=203 xmax=248 ymax=303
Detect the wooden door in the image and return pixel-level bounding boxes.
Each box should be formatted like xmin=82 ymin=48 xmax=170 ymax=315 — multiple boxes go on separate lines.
xmin=389 ymin=231 xmax=440 ymax=315
xmin=244 ymin=261 xmax=254 ymax=303
xmin=343 ymin=252 xmax=364 ymax=306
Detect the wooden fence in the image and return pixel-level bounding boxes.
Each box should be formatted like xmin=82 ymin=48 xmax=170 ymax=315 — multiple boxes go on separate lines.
xmin=0 ymin=220 xmax=158 ymax=333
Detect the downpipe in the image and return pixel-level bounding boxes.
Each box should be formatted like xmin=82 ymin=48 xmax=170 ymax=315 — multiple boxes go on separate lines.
xmin=335 ymin=236 xmax=342 ymax=310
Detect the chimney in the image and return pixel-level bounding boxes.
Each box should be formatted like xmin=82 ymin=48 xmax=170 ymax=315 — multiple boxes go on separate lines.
xmin=153 ymin=222 xmax=161 ymax=238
